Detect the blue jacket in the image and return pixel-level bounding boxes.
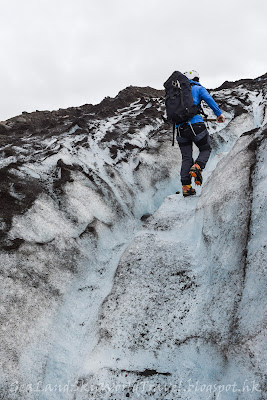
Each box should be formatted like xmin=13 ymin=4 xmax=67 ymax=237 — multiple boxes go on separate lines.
xmin=179 ymin=80 xmax=222 ymax=125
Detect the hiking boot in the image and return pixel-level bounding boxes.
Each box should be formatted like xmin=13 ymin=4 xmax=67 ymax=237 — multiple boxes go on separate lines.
xmin=182 ymin=185 xmax=196 ymax=197
xmin=190 ymin=163 xmax=202 ymax=186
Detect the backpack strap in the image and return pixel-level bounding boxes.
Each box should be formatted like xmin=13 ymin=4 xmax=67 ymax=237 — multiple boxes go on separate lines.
xmin=172 ymin=123 xmax=175 ymax=146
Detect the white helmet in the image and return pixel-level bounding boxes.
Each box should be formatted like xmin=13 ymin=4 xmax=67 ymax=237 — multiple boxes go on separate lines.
xmin=184 ymin=70 xmax=200 ymax=81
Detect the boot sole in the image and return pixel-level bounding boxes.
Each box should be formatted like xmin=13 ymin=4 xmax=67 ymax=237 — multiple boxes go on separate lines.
xmin=183 ymin=192 xmax=196 ymax=197
xmin=190 ymin=171 xmax=202 ymax=186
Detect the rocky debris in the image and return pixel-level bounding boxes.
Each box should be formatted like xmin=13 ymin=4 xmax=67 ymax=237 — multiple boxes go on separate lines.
xmin=213 ymin=72 xmax=267 ymax=91
xmin=0 ymin=164 xmax=43 ymax=250
xmin=0 ymin=122 xmax=11 ymax=135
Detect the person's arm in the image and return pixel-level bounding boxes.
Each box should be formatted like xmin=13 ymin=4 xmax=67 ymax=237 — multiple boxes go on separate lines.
xmin=199 ymin=86 xmax=225 ymax=123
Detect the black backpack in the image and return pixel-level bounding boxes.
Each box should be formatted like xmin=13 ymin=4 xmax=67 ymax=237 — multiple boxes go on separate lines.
xmin=164 ymin=71 xmax=200 ymax=145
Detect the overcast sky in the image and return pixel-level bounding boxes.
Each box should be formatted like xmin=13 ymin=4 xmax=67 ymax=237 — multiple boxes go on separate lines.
xmin=1 ymin=0 xmax=266 ymax=120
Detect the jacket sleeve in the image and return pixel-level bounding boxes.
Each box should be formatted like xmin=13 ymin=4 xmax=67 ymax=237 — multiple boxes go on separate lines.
xmin=199 ymin=86 xmax=222 ymax=117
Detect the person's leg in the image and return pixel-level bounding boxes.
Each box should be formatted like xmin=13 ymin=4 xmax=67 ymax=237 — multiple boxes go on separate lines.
xmin=185 ymin=123 xmax=211 ymax=186
xmin=192 ymin=125 xmax=212 ymax=169
xmin=177 ymin=136 xmax=194 ymax=185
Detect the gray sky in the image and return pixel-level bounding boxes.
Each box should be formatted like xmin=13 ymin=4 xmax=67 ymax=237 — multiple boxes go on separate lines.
xmin=1 ymin=0 xmax=266 ymax=120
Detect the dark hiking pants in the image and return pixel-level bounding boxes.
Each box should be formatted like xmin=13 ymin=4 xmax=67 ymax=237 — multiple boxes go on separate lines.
xmin=177 ymin=122 xmax=211 ymax=185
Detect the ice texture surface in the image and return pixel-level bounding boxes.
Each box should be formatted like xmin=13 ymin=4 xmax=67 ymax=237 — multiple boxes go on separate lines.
xmin=0 ymin=79 xmax=266 ymax=399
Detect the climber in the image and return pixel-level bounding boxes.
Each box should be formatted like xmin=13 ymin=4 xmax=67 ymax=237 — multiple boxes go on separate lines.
xmin=176 ymin=70 xmax=225 ymax=197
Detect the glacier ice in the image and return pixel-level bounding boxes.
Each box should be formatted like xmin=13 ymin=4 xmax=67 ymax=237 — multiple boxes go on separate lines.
xmin=0 ymin=78 xmax=266 ymax=399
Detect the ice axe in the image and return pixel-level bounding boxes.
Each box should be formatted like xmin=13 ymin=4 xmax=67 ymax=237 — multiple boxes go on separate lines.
xmin=203 ymin=118 xmax=217 ymax=122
